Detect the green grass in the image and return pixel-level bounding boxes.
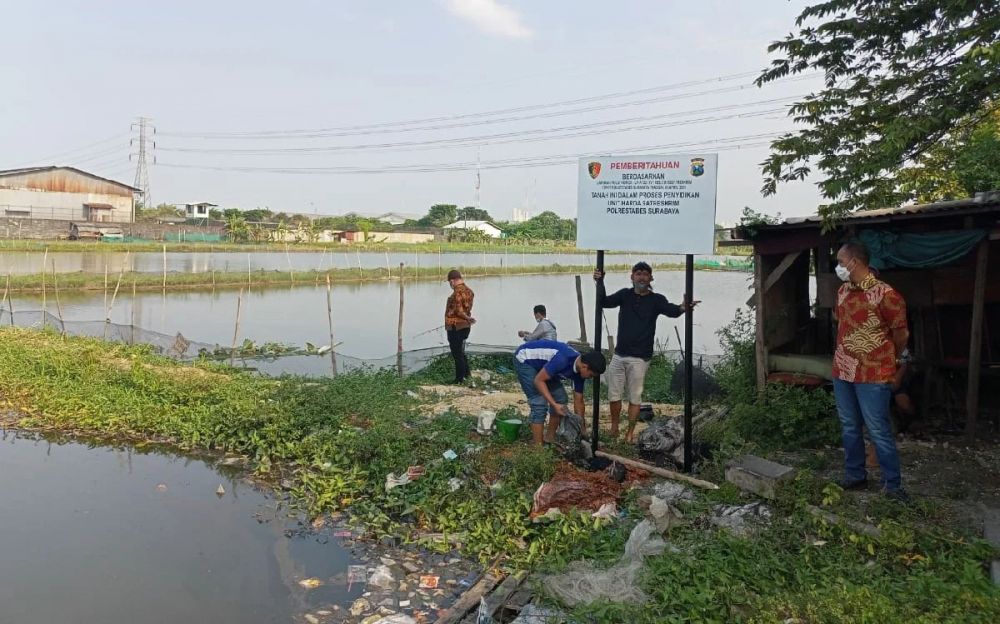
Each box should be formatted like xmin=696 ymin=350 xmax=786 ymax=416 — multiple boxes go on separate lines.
xmin=0 ymin=327 xmax=996 ymax=622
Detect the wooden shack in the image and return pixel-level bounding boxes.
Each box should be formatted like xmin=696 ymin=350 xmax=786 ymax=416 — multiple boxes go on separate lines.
xmin=727 ymin=194 xmax=1000 ymax=434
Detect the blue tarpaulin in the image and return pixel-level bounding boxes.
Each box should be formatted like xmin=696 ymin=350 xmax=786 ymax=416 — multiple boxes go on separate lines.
xmin=858 ymin=229 xmax=987 ymax=270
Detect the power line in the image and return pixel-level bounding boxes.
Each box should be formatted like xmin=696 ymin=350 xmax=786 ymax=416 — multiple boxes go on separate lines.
xmin=156 ymin=132 xmax=780 ymax=175
xmin=17 ymin=133 xmax=130 ymax=166
xmin=157 ymin=98 xmax=794 ymax=156
xmin=159 ymin=71 xmax=815 ymax=139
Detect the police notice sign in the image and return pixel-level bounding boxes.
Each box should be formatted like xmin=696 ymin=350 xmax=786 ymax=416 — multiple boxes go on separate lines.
xmin=576 ymin=154 xmax=718 ymax=254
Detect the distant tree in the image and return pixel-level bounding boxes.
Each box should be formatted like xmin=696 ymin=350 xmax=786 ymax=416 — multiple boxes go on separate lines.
xmin=225 ymin=213 xmax=249 ymax=242
xmin=242 ymin=208 xmax=274 ymax=222
xmin=502 ymin=211 xmax=576 ymax=241
xmin=456 ymin=206 xmax=492 ymax=222
xmin=758 ymin=0 xmax=1000 ymax=219
xmin=137 ymin=203 xmax=184 ymax=221
xmin=418 ymin=204 xmax=458 ymax=227
xmin=222 ymin=208 xmax=242 ymax=220
xmin=209 ymin=208 xmax=223 ymax=220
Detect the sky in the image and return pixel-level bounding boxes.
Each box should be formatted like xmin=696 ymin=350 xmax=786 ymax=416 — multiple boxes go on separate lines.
xmin=0 ymin=0 xmax=825 ymax=224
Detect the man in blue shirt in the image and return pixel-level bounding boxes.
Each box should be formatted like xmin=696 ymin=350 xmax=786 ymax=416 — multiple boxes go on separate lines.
xmin=513 ymin=339 xmax=607 ymax=446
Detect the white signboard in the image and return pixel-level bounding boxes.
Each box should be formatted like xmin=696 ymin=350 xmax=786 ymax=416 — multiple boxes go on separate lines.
xmin=576 ymin=154 xmax=718 ymax=254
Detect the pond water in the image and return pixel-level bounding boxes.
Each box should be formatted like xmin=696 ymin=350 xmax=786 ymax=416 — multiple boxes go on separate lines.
xmin=11 ymin=269 xmax=753 ymax=364
xmin=0 ymin=249 xmax=744 ymax=275
xmin=0 ymin=432 xmax=356 ymax=624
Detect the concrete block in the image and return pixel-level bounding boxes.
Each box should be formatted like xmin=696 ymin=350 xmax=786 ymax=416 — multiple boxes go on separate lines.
xmin=725 ymin=455 xmax=796 ymax=499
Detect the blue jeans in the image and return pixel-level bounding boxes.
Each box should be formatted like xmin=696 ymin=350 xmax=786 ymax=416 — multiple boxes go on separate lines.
xmin=515 ymin=359 xmax=567 ymax=424
xmin=833 ymin=379 xmax=902 ymax=491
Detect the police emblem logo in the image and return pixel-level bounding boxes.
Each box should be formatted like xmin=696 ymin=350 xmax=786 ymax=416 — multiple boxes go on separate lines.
xmin=587 ymin=161 xmax=601 ymax=179
xmin=690 ymin=157 xmax=705 ymax=177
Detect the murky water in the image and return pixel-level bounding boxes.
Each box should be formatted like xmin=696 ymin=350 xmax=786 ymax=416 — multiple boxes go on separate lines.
xmin=11 ymin=270 xmax=751 ymax=363
xmin=0 ymin=249 xmax=744 ymax=275
xmin=0 ymin=432 xmax=356 ymax=624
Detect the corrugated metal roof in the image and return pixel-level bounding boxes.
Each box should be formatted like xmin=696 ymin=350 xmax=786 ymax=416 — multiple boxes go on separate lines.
xmin=0 ymin=166 xmax=139 ymax=192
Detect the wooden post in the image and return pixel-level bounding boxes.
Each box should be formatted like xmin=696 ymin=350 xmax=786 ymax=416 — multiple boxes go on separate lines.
xmin=230 ymin=288 xmax=244 ymax=367
xmin=753 ymin=253 xmax=768 ymax=391
xmin=0 ymin=273 xmax=9 ymax=328
xmin=397 ymin=263 xmax=404 ymax=376
xmin=131 ymin=275 xmax=137 ymax=344
xmin=357 ymin=249 xmax=363 ymax=280
xmin=247 ymin=253 xmax=252 ymax=292
xmin=104 ymin=263 xmax=109 ymax=312
xmin=965 ymin=238 xmax=989 ymax=436
xmin=41 ymin=247 xmax=48 ymax=319
xmin=325 ymin=274 xmax=338 ymax=377
xmin=385 ymin=251 xmax=391 ymax=279
xmin=575 ymin=275 xmax=588 ymax=342
xmin=162 ymin=244 xmax=167 ymax=290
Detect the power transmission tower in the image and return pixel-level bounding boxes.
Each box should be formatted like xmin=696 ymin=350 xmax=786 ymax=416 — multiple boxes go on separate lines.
xmin=130 ymin=117 xmax=155 ymax=215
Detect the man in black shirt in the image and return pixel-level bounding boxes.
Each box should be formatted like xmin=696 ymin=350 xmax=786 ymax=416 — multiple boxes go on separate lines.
xmin=594 ymin=261 xmax=699 ymax=442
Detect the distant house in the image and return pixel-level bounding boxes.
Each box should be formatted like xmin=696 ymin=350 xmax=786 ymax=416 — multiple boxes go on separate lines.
xmin=443 ymin=220 xmax=504 ymax=239
xmin=177 ymin=201 xmax=218 ymax=219
xmin=0 ymin=166 xmax=138 ymax=222
xmin=375 ymin=212 xmax=420 ymax=226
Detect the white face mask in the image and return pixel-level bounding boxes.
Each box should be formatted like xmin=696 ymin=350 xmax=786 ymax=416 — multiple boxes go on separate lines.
xmin=835 ymin=265 xmax=852 ymax=282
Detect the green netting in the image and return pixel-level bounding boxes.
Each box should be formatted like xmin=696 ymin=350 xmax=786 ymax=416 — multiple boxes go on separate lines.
xmin=163 ymin=232 xmax=224 ymax=242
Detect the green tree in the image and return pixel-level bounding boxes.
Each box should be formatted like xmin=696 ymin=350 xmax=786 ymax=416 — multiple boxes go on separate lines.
xmin=419 ymin=204 xmax=458 ymax=227
xmin=137 ymin=203 xmax=184 ymax=221
xmin=208 ymin=208 xmax=223 ymax=220
xmin=242 ymin=208 xmax=274 ymax=222
xmin=225 ymin=213 xmax=249 ymax=243
xmin=456 ymin=206 xmax=492 ymax=221
xmin=897 ymin=106 xmax=1000 ymax=202
xmin=758 ymin=1 xmax=1000 ymax=219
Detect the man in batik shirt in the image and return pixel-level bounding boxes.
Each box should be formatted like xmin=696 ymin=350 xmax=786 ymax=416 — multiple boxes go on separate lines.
xmin=833 ymin=242 xmax=910 ymax=501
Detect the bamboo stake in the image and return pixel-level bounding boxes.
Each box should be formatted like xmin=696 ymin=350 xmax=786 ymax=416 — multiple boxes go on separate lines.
xmin=162 ymin=244 xmax=167 ymax=290
xmin=230 ymin=288 xmax=244 ymax=367
xmin=104 ymin=263 xmax=109 ymax=311
xmin=594 ymin=450 xmax=718 ymax=490
xmin=51 ymin=258 xmax=65 ymax=336
xmin=6 ymin=272 xmax=13 ymax=326
xmin=131 ymin=275 xmax=137 ymax=344
xmin=397 ymin=263 xmax=404 ymax=376
xmin=41 ymin=247 xmax=48 ymax=318
xmin=0 ymin=272 xmax=9 ymax=327
xmin=385 ymin=251 xmax=391 ymax=279
xmin=286 ymin=244 xmax=294 ymax=284
xmin=247 ymin=253 xmax=252 ymax=293
xmin=106 ymin=251 xmax=130 ymax=321
xmin=325 ymin=274 xmax=337 ymax=377
xmin=356 ymin=249 xmax=363 ymax=280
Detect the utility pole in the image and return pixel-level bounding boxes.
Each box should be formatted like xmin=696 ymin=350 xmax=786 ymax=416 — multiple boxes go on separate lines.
xmin=130 ymin=117 xmax=155 ymax=219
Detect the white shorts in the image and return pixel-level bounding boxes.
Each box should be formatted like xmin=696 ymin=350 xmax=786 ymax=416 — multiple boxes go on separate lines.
xmin=606 ymin=354 xmax=650 ymax=405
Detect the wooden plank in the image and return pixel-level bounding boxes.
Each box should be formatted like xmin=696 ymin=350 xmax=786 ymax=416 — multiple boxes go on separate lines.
xmin=436 ymin=562 xmax=503 ymax=624
xmin=762 ymin=251 xmax=802 ymax=294
xmin=966 ymin=238 xmax=990 ymax=437
xmin=481 ymin=571 xmax=527 ymax=618
xmin=594 ymin=450 xmax=719 ymax=489
xmin=754 ymin=254 xmax=768 ymax=390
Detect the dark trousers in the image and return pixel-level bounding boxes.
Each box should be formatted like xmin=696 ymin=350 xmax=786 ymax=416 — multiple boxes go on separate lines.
xmin=447 ymin=327 xmax=471 ymax=382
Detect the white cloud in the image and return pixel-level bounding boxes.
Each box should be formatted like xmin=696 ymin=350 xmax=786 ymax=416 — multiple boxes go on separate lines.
xmin=443 ymin=0 xmax=534 ymax=39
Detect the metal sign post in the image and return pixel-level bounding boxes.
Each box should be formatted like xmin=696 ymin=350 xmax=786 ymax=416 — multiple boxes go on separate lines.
xmin=591 ymin=250 xmax=605 ymax=455
xmin=683 ymin=254 xmax=694 ymax=472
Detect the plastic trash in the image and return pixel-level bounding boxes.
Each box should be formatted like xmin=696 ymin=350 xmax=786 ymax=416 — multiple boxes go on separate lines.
xmin=419 ymin=575 xmax=439 ymax=589
xmin=510 ymin=604 xmax=565 ymax=624
xmin=543 ymin=520 xmax=665 ymax=606
xmin=648 ymin=496 xmax=686 ymax=533
xmin=637 ymin=418 xmax=683 ymax=454
xmin=448 ymin=477 xmax=464 ymax=492
xmin=476 ymin=597 xmax=495 ymax=624
xmin=297 ymin=577 xmax=323 ymax=589
xmin=215 ymin=484 xmax=226 ymax=497
xmin=347 ymin=565 xmax=367 ymax=583
xmin=372 ymin=615 xmax=417 ymax=624
xmin=476 ymin=410 xmax=497 ymax=435
xmin=368 ymin=564 xmax=395 ymax=590
xmin=555 ymin=411 xmax=584 ymax=445
xmin=591 ymin=502 xmax=617 ymax=521
xmin=442 ymin=449 xmax=458 ymax=460
xmin=385 ymin=473 xmax=411 ymax=491
xmin=606 ymin=461 xmax=626 ymax=483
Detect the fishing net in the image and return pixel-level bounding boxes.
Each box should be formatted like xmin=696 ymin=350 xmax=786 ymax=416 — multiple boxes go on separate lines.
xmin=0 ymin=308 xmax=722 ymax=380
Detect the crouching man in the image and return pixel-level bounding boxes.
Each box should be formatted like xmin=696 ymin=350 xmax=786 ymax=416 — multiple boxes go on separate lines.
xmin=513 ymin=339 xmax=607 ymax=446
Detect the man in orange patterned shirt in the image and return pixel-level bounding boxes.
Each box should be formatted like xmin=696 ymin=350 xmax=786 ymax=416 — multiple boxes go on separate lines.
xmin=445 ymin=269 xmax=475 ymax=384
xmin=833 ymin=242 xmax=910 ymax=501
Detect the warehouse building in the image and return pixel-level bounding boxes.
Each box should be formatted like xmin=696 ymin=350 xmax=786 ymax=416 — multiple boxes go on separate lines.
xmin=0 ymin=166 xmax=138 ymax=223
